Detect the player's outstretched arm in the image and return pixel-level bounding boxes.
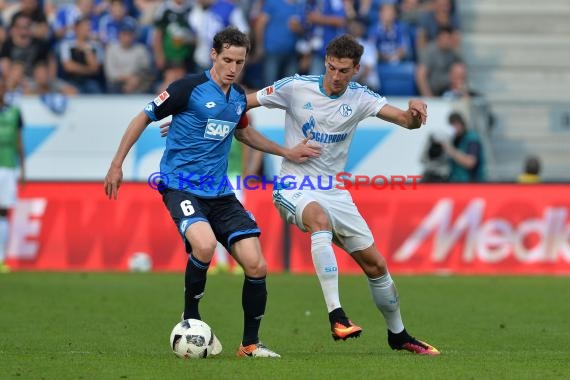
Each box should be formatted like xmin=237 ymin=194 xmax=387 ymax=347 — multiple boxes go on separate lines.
xmin=104 ymin=111 xmax=152 ymax=200
xmin=376 ymin=99 xmax=427 ymax=130
xmin=235 ymin=127 xmax=321 ymax=163
xmin=246 ymin=92 xmax=261 ymax=110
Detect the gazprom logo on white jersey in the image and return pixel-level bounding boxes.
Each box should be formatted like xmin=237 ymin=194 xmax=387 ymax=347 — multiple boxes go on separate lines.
xmin=204 ymin=119 xmax=236 ymax=140
xmin=302 ymin=116 xmax=348 ymax=144
xmin=311 ymin=131 xmax=348 ymax=144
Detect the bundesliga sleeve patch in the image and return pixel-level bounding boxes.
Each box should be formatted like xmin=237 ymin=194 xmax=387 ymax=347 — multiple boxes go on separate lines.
xmin=153 ymin=91 xmax=170 ymax=106
xmin=260 ymin=86 xmax=274 ymax=96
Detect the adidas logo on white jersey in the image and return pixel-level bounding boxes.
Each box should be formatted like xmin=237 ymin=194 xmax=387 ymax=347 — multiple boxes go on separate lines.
xmin=303 ymin=102 xmax=313 ymax=110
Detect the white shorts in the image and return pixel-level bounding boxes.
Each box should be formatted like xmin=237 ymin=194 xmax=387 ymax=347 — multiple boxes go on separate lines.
xmin=0 ymin=167 xmax=18 ymax=208
xmin=272 ymin=186 xmax=374 ymax=253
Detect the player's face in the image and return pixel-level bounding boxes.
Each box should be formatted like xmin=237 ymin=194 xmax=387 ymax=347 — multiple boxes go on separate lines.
xmin=323 ymin=57 xmax=360 ymax=96
xmin=210 ymin=45 xmax=247 ymax=88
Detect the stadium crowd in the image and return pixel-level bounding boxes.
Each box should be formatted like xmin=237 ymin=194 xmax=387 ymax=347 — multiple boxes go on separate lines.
xmin=0 ymin=0 xmax=462 ymax=98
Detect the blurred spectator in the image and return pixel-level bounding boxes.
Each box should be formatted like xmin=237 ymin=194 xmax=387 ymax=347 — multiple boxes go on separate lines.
xmin=3 ymin=61 xmax=28 ymax=104
xmin=294 ymin=0 xmax=319 ymax=75
xmin=105 ymin=23 xmax=153 ymax=93
xmin=134 ymin=0 xmax=161 ymax=26
xmin=415 ymin=26 xmax=462 ymax=97
xmin=152 ymin=0 xmax=195 ymax=87
xmin=28 ymin=62 xmax=76 ymax=114
xmin=0 ymin=14 xmax=53 ymax=79
xmin=517 ymin=156 xmax=541 ymax=184
xmin=347 ymin=17 xmax=379 ymax=91
xmin=189 ymin=0 xmax=250 ymax=73
xmin=369 ymin=3 xmax=411 ymax=64
xmin=441 ymin=111 xmax=486 ymax=182
xmin=253 ymin=0 xmax=303 ymax=86
xmin=10 ymin=0 xmax=50 ymax=41
xmin=357 ymin=0 xmax=398 ymax=29
xmin=52 ymin=0 xmax=100 ymax=41
xmin=58 ymin=16 xmax=105 ymax=93
xmin=246 ymin=0 xmax=264 ymax=22
xmin=98 ymin=0 xmax=139 ymax=45
xmin=0 ymin=17 xmax=5 ymax=47
xmin=306 ymin=0 xmax=348 ymax=75
xmin=0 ymin=74 xmax=25 ymax=274
xmin=399 ymin=0 xmax=429 ymax=27
xmin=441 ymin=62 xmax=478 ymax=100
xmin=121 ymin=0 xmax=141 ymax=18
xmin=416 ymin=0 xmax=460 ymax=52
xmin=28 ymin=61 xmax=77 ymax=95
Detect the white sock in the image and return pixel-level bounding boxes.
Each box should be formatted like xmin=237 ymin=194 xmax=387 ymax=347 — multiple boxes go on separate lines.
xmin=368 ymin=273 xmax=405 ymax=333
xmin=311 ymin=231 xmax=340 ymax=312
xmin=0 ymin=217 xmax=8 ymax=262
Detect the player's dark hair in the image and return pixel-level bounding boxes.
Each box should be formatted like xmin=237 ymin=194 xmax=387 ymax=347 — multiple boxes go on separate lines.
xmin=212 ymin=27 xmax=251 ymax=55
xmin=325 ymin=34 xmax=364 ymax=65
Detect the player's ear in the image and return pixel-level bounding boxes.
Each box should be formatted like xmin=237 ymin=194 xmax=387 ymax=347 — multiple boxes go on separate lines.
xmin=353 ymin=63 xmax=360 ymax=74
xmin=210 ymin=48 xmax=217 ymax=62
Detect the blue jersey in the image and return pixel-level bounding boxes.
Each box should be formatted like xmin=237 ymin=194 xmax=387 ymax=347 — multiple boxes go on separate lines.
xmin=144 ymin=71 xmax=248 ymax=197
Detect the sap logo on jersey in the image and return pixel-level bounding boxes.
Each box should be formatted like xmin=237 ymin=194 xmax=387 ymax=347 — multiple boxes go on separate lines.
xmin=204 ymin=119 xmax=236 ymax=140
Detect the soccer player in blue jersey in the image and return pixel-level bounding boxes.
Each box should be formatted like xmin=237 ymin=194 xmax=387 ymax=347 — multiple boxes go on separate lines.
xmin=104 ymin=27 xmax=320 ymax=358
xmin=246 ymin=34 xmax=440 ymax=355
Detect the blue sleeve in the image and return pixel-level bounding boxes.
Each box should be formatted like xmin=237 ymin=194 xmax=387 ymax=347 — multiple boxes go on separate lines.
xmin=144 ymin=77 xmax=194 ymax=121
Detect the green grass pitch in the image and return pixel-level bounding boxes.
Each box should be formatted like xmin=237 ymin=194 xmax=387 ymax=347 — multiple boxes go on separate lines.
xmin=1 ymin=273 xmax=569 ymax=379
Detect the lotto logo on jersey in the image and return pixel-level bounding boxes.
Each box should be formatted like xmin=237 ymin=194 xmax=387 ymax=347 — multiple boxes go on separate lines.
xmin=204 ymin=119 xmax=236 ymax=140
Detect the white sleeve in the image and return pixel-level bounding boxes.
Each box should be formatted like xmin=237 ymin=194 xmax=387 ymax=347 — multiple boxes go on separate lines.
xmin=256 ymin=76 xmax=297 ymax=109
xmin=359 ymin=88 xmax=388 ymax=118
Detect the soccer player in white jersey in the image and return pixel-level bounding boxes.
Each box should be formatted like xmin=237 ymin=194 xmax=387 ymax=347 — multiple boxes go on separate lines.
xmin=246 ymin=34 xmax=440 ymax=355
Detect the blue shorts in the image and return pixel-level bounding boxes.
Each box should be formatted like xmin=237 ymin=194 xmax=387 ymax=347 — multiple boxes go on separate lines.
xmin=160 ymin=187 xmax=260 ymax=254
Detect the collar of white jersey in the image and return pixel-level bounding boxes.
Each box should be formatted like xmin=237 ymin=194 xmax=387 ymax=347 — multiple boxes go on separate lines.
xmin=318 ymin=75 xmax=347 ymax=99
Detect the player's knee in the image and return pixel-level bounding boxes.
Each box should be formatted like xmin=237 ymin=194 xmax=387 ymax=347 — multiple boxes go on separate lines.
xmin=192 ymin=239 xmax=217 ymax=257
xmin=305 ymin=209 xmax=331 ymax=232
xmin=365 ymin=255 xmax=388 ymax=278
xmin=241 ymin=259 xmax=267 ymax=277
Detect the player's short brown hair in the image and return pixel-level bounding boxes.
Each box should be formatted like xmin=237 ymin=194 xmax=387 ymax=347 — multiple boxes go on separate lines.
xmin=325 ymin=34 xmax=364 ymax=65
xmin=213 ymin=27 xmax=251 ymax=55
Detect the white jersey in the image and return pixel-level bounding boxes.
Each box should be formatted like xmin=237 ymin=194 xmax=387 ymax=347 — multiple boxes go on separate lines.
xmin=256 ymin=75 xmax=387 ymax=182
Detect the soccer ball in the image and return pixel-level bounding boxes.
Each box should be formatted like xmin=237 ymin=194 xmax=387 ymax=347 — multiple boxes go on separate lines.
xmin=170 ymin=319 xmax=215 ymax=359
xmin=128 ymin=252 xmax=152 ymax=272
